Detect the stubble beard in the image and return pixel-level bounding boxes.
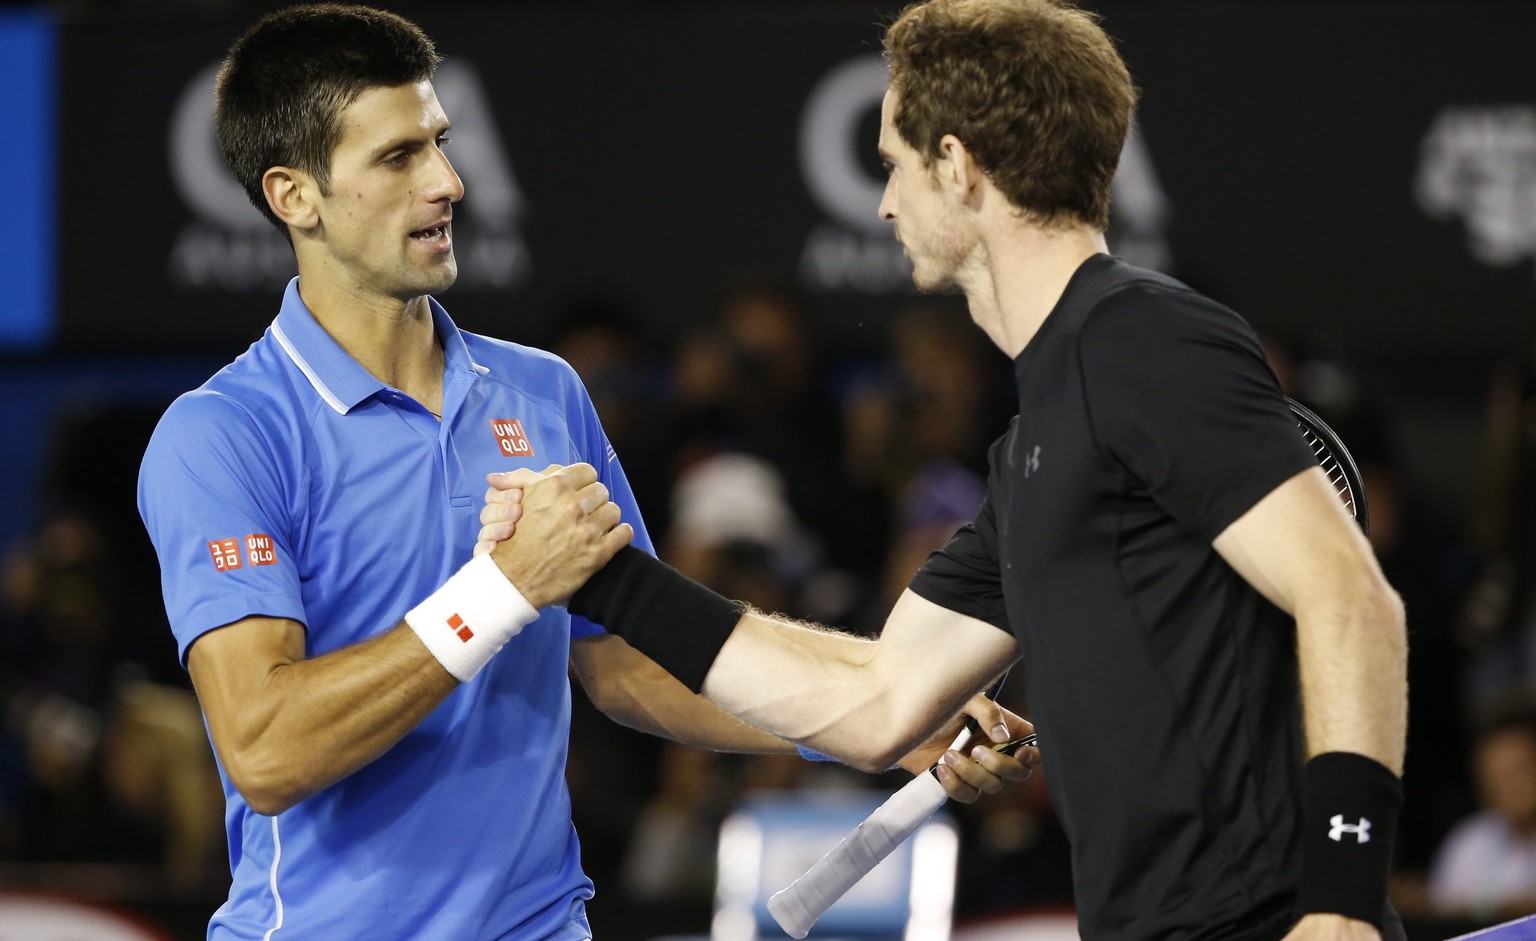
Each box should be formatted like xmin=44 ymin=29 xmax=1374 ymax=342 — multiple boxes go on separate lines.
xmin=395 ymin=252 xmax=459 ymax=300
xmin=905 ymin=219 xmax=972 ymax=296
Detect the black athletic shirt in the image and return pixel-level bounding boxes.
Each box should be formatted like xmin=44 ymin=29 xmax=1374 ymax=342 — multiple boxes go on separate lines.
xmin=910 ymin=255 xmax=1321 ymax=941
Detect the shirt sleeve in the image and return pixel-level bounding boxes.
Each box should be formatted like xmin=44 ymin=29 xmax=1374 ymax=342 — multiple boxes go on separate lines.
xmin=906 ymin=432 xmax=1011 ymax=633
xmin=137 ymin=390 xmax=307 ymax=665
xmin=1078 ymin=286 xmax=1318 ymax=542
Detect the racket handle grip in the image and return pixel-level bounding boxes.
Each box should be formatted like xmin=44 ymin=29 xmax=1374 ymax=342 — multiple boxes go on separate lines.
xmin=767 ymin=772 xmax=948 ymax=938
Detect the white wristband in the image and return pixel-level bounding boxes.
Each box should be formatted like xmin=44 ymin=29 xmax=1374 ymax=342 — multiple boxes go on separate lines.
xmin=405 ymin=554 xmax=539 ymax=682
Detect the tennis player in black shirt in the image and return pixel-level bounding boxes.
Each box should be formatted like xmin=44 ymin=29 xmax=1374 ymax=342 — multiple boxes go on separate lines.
xmin=484 ymin=2 xmax=1408 ymax=938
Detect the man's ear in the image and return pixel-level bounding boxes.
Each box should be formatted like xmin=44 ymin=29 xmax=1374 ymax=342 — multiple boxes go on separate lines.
xmin=938 ymin=133 xmax=983 ymax=205
xmin=261 ymin=166 xmax=320 ymax=233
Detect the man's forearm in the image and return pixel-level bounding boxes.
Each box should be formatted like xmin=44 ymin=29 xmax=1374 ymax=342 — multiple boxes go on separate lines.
xmin=1294 ymin=585 xmax=1409 ymax=773
xmin=571 ymin=633 xmax=795 ymax=754
xmin=192 ymin=619 xmax=458 ymax=816
xmin=567 ymin=550 xmax=1019 ymax=771
xmin=698 ymin=594 xmax=1018 ymax=772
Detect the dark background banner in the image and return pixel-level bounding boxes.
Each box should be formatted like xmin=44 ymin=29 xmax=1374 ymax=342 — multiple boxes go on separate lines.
xmin=56 ymin=2 xmax=1536 ymax=374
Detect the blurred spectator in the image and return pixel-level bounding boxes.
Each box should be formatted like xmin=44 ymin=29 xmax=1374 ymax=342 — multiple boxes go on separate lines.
xmin=662 ymin=285 xmax=857 ymax=569
xmin=876 ymin=462 xmax=988 ymax=617
xmin=1461 ymin=341 xmax=1536 ymax=713
xmin=549 ymin=297 xmax=672 ymax=537
xmin=665 ymin=451 xmax=811 ymax=607
xmin=1419 ymin=701 xmax=1536 ymax=923
xmin=0 ymin=511 xmax=223 ymax=886
xmin=619 ymin=743 xmax=734 ymax=904
xmin=841 ymin=303 xmax=1004 ymax=495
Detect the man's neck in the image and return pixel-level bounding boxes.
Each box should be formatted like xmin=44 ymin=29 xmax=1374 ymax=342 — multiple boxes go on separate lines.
xmin=296 ymin=273 xmax=444 ymax=411
xmin=961 ymin=222 xmax=1108 ymax=359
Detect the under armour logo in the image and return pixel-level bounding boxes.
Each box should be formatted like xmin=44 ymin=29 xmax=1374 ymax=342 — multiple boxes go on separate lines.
xmin=1328 ymin=814 xmax=1372 ymax=843
xmin=1024 ymin=445 xmax=1041 ymax=477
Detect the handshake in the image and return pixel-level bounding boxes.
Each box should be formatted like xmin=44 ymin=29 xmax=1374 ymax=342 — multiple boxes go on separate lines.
xmin=470 ymin=463 xmax=631 ymax=610
xmin=403 ymin=462 xmax=629 ymax=684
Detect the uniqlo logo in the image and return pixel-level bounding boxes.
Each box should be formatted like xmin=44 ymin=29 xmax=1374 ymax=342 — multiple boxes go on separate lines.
xmin=490 ymin=419 xmax=533 ymax=458
xmin=447 ymin=613 xmax=474 ymax=643
xmin=246 ymin=534 xmax=277 ymax=567
xmin=209 ymin=539 xmax=242 ymax=572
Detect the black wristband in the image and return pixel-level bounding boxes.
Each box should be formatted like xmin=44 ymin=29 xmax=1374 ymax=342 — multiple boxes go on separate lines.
xmin=1296 ymin=752 xmax=1403 ymax=929
xmin=568 ymin=546 xmax=745 ymax=693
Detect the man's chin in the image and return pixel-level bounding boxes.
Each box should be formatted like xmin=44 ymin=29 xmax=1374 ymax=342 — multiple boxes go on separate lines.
xmin=416 ymin=259 xmax=460 ymax=295
xmin=911 ymin=268 xmax=961 ymax=296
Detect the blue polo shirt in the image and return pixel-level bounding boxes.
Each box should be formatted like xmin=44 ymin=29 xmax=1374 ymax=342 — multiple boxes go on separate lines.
xmin=138 ymin=278 xmax=653 ymax=941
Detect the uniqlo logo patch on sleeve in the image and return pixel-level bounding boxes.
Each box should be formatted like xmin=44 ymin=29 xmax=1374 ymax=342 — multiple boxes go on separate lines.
xmin=209 ymin=538 xmax=243 ymax=572
xmin=245 ymin=534 xmax=277 ymax=567
xmin=490 ymin=419 xmax=534 ymax=458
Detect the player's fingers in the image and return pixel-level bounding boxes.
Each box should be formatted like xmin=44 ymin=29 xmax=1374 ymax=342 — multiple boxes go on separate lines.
xmin=472 ymin=538 xmax=496 ymax=558
xmin=486 ymin=468 xmax=546 ymax=490
xmin=553 ymin=462 xmax=599 ymax=490
xmin=482 ymin=484 xmax=526 ymax=506
xmin=576 ymin=481 xmax=611 ymax=516
xmin=959 ymin=693 xmax=1024 ymax=744
xmin=1016 ymin=743 xmax=1041 ymax=770
xmin=943 ymin=748 xmax=1008 ymax=794
xmin=968 ymin=743 xmax=1032 ymax=784
xmin=479 ymin=499 xmax=523 ymax=528
xmin=596 ymin=522 xmax=634 ymax=560
xmin=587 ymin=501 xmax=623 ymax=535
xmin=934 ymin=754 xmax=982 ymax=803
xmin=476 ymin=520 xmax=515 ymax=546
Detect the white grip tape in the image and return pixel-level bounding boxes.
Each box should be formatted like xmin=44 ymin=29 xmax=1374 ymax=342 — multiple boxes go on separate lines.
xmin=406 ymin=554 xmax=539 ymax=682
xmin=768 ymin=771 xmax=948 ymax=939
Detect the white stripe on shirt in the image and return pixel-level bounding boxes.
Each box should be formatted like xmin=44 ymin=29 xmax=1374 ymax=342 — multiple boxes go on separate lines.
xmin=263 ymin=816 xmax=286 ymax=940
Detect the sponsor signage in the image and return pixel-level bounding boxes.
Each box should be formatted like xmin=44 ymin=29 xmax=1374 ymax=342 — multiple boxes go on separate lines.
xmin=49 ymin=3 xmax=1536 ymax=362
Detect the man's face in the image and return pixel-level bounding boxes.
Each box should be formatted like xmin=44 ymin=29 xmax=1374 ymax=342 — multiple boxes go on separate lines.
xmin=1478 ymin=727 xmax=1536 ymax=828
xmin=876 ymin=89 xmax=972 ymax=293
xmin=309 ymin=80 xmax=464 ymax=301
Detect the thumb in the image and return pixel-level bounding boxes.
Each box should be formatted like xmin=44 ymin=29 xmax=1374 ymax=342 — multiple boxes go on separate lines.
xmin=961 ymin=694 xmax=1013 ymax=744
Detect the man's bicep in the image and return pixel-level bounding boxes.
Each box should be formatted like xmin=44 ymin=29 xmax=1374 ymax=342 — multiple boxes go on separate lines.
xmin=1212 ymin=465 xmax=1377 ymax=614
xmin=878 ymin=589 xmax=1020 ymax=706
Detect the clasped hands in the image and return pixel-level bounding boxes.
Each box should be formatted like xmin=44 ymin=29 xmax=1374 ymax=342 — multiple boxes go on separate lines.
xmin=474 ymin=465 xmax=1036 ymax=801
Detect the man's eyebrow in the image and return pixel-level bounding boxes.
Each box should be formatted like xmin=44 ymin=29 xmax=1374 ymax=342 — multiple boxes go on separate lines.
xmin=369 ymin=122 xmax=453 ymax=161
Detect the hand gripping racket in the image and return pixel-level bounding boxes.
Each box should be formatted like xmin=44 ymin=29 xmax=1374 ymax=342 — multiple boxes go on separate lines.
xmin=766 ymin=727 xmax=1034 ymax=939
xmin=766 ymin=397 xmax=1368 ymax=939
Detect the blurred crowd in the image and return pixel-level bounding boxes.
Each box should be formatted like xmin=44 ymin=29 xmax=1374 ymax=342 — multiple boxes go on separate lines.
xmin=3 ymin=282 xmax=1536 ymax=938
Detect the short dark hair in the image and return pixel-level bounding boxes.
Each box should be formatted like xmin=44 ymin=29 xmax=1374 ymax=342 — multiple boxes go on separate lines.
xmin=214 ymin=3 xmax=442 ymax=232
xmin=883 ymin=0 xmax=1137 ymax=231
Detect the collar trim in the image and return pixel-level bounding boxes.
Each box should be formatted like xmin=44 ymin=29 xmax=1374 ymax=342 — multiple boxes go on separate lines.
xmin=272 ymin=321 xmax=350 ymax=415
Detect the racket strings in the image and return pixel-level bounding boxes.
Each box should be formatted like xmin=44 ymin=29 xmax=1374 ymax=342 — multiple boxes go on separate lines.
xmin=1299 ymin=426 xmax=1358 ymax=520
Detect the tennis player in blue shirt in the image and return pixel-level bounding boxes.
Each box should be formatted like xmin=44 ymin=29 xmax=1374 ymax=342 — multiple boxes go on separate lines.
xmin=137 ymin=7 xmax=1027 ymax=940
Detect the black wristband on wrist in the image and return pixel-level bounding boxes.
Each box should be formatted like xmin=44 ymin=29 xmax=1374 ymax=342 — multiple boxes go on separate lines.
xmin=1296 ymin=751 xmax=1403 ymax=929
xmin=568 ymin=546 xmax=745 ymax=693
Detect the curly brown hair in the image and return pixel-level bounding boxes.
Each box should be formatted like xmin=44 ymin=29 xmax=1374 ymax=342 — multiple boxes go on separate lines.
xmin=883 ymin=0 xmax=1137 ymax=231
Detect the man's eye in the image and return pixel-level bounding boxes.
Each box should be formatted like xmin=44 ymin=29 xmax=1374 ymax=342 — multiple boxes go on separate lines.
xmin=437 ymin=135 xmax=452 ymax=148
xmin=384 ymin=152 xmax=409 ymax=166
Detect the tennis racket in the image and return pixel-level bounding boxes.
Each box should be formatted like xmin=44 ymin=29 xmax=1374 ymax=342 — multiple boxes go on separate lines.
xmin=1286 ymin=397 xmax=1369 ymax=534
xmin=766 ymin=727 xmax=1034 ymax=939
xmin=766 ymin=397 xmax=1369 ymax=940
